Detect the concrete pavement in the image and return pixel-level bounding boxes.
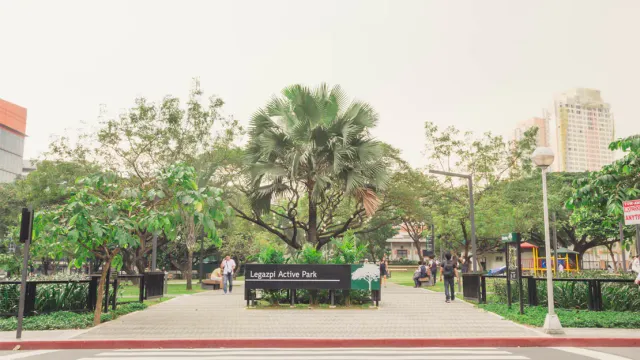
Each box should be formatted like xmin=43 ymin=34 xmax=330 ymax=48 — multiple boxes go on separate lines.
xmin=73 ymin=283 xmax=542 ymax=340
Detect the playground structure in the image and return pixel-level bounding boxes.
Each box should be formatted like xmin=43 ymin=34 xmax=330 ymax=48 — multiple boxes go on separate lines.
xmin=519 ymin=242 xmax=580 ymax=275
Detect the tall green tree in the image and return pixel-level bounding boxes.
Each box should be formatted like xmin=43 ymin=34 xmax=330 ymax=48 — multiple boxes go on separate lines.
xmin=235 ymin=83 xmax=390 ymax=250
xmin=48 ymin=80 xmax=241 ymax=277
xmin=424 ymin=122 xmax=538 ymax=264
xmin=34 ymin=174 xmax=145 ymax=325
xmin=159 ymin=163 xmax=227 ymax=290
xmin=385 ymin=170 xmax=439 ymax=262
xmin=570 ymin=135 xmax=640 ymax=218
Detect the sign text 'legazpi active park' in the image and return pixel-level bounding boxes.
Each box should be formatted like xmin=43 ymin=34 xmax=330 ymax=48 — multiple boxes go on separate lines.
xmin=244 ymin=264 xmax=382 ymax=306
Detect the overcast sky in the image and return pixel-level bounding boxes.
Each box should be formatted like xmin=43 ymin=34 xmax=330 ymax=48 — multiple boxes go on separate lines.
xmin=1 ymin=0 xmax=639 ymax=167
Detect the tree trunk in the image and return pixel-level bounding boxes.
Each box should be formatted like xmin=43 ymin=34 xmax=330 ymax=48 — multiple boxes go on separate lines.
xmin=607 ymin=245 xmax=617 ymax=270
xmin=413 ymin=240 xmax=424 ymax=263
xmin=308 ymin=199 xmax=318 ymax=245
xmin=94 ymin=258 xmax=111 ymax=326
xmin=185 ymin=250 xmax=193 ymax=290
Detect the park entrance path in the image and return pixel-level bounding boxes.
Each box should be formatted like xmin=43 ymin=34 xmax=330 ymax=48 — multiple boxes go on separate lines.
xmin=74 ymin=283 xmax=543 ymax=339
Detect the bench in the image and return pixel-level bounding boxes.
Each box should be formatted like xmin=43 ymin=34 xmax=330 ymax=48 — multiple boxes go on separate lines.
xmin=418 ymin=277 xmax=430 ymax=287
xmin=201 ymin=273 xmax=222 ymax=290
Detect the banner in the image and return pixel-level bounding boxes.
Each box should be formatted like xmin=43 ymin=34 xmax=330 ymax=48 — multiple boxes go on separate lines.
xmin=623 ymin=199 xmax=640 ymax=225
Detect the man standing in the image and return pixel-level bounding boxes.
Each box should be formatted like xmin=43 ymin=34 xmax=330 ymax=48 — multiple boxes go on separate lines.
xmin=430 ymin=257 xmax=438 ymax=285
xmin=440 ymin=252 xmax=459 ymax=303
xmin=221 ymin=255 xmax=236 ymax=294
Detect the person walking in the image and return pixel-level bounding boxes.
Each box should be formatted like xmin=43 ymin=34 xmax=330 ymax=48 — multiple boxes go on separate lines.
xmin=221 ymin=255 xmax=236 ymax=294
xmin=440 ymin=252 xmax=459 ymax=303
xmin=379 ymin=257 xmax=388 ymax=288
xmin=430 ymin=257 xmax=438 ymax=285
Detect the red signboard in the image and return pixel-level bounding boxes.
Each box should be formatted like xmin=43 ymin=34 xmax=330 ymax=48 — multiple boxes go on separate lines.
xmin=623 ymin=199 xmax=640 ymax=225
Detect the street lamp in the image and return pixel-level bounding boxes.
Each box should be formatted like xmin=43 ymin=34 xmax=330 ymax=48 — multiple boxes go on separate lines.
xmin=531 ymin=147 xmax=563 ymax=334
xmin=429 ymin=169 xmax=477 ymax=272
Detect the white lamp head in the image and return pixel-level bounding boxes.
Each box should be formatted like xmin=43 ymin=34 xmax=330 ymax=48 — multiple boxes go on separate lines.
xmin=531 ymin=147 xmax=555 ymax=168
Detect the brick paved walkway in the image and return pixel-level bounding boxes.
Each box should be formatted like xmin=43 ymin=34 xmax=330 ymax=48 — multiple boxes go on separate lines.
xmin=74 ymin=283 xmax=543 ymax=339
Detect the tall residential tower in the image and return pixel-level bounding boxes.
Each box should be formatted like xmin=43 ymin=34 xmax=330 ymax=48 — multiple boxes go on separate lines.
xmin=512 ymin=117 xmax=550 ymax=147
xmin=0 ymin=99 xmax=27 ymax=182
xmin=550 ymin=88 xmax=615 ymax=172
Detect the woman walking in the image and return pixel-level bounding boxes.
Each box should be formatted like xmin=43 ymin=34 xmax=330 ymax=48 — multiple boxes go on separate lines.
xmin=380 ymin=257 xmax=388 ymax=288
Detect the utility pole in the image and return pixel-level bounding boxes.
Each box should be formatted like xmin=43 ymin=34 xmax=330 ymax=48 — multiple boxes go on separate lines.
xmin=620 ymin=222 xmax=627 ymax=271
xmin=552 ymin=212 xmax=558 ymax=273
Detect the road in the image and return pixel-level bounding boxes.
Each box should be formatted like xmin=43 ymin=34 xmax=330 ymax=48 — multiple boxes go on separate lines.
xmin=0 ymin=347 xmax=639 ymax=360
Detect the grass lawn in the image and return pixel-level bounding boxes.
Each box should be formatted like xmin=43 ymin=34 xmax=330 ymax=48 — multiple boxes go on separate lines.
xmin=119 ymin=283 xmax=205 ymax=297
xmin=387 ymin=271 xmax=448 ymax=292
xmin=479 ymin=303 xmax=640 ymax=328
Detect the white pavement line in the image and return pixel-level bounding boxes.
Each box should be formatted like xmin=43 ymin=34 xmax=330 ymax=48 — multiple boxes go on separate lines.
xmin=80 ymin=357 xmax=528 ymax=360
xmin=112 ymin=347 xmax=499 ymax=351
xmin=99 ymin=350 xmax=513 ymax=356
xmin=0 ymin=351 xmax=58 ymax=360
xmin=552 ymin=347 xmax=632 ymax=360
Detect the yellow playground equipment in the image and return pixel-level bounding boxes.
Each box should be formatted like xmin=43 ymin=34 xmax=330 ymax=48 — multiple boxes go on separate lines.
xmin=519 ymin=242 xmax=580 ymax=275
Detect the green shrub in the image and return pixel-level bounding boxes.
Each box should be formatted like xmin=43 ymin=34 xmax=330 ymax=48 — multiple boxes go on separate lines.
xmin=479 ymin=303 xmax=640 ymax=329
xmin=295 ymin=244 xmax=325 ymax=264
xmin=0 ymin=302 xmax=148 ymax=331
xmin=488 ymin=275 xmax=640 ymax=312
xmin=329 ymin=231 xmax=366 ymax=264
xmin=257 ymin=245 xmax=287 ymax=264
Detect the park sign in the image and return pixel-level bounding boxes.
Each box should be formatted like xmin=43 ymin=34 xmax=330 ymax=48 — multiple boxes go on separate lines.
xmin=623 ymin=199 xmax=640 ymax=225
xmin=501 ymin=232 xmax=521 ymax=243
xmin=244 ymin=264 xmax=381 ymax=291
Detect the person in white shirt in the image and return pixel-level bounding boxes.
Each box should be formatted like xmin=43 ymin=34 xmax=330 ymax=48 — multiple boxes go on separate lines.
xmin=221 ymin=255 xmax=236 ymax=294
xmin=632 ymin=255 xmax=640 ymax=274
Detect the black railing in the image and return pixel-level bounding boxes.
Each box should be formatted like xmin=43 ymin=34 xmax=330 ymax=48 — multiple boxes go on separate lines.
xmin=0 ymin=279 xmax=94 ymax=317
xmin=474 ymin=275 xmax=637 ymax=312
xmin=1 ymin=272 xmax=156 ymax=318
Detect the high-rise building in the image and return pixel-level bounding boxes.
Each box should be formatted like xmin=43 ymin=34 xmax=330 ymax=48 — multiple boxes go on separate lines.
xmin=512 ymin=117 xmax=549 ymax=147
xmin=549 ymin=88 xmax=615 ymax=172
xmin=0 ymin=99 xmax=27 ymax=183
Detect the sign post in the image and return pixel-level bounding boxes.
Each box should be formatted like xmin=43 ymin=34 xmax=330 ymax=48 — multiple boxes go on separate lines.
xmin=501 ymin=232 xmax=522 ymax=312
xmin=16 ymin=207 xmax=35 ymax=340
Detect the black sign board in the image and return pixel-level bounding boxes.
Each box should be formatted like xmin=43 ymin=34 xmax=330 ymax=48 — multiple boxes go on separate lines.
xmin=245 ymin=264 xmax=351 ymax=290
xmin=19 ymin=208 xmax=34 ymax=244
xmin=509 ymin=269 xmax=517 ymax=281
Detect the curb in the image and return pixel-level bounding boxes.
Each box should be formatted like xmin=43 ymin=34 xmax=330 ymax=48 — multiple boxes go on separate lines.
xmin=2 ymin=338 xmax=640 ymax=350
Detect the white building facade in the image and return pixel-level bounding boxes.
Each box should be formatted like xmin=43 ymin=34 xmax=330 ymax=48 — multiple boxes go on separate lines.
xmin=548 ymin=88 xmax=615 ymax=172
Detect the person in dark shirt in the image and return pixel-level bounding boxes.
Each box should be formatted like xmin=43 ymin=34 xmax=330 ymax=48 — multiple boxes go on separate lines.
xmin=440 ymin=252 xmax=459 ymax=303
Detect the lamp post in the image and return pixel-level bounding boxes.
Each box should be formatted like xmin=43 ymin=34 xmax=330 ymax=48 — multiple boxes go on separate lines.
xmin=531 ymin=147 xmax=563 ymax=334
xmin=429 ymin=169 xmax=477 ymax=272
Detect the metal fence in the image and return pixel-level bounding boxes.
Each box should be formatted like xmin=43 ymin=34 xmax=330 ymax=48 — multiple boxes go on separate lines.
xmin=0 ymin=279 xmax=94 ymax=317
xmin=465 ymin=274 xmax=638 ymax=312
xmin=0 ymin=272 xmax=162 ymax=318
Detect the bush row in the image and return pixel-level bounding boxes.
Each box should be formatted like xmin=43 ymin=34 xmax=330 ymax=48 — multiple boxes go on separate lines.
xmin=487 ymin=277 xmax=640 ymax=312
xmin=479 ymin=303 xmax=640 ymax=328
xmin=0 ymin=302 xmax=147 ymax=331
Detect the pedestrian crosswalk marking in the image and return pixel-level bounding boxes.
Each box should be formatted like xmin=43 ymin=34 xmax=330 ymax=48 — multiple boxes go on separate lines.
xmin=110 ymin=347 xmax=500 ymax=352
xmin=99 ymin=350 xmax=514 ymax=356
xmin=78 ymin=348 xmax=529 ymax=360
xmin=82 ymin=357 xmax=527 ymax=360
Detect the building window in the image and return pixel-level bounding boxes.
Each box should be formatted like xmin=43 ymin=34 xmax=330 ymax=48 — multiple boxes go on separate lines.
xmin=397 ymin=249 xmax=408 ymax=258
xmin=495 ymin=256 xmax=504 ymax=262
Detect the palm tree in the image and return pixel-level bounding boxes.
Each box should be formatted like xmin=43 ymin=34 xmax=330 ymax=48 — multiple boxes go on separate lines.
xmin=244 ymin=83 xmax=389 ymax=249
